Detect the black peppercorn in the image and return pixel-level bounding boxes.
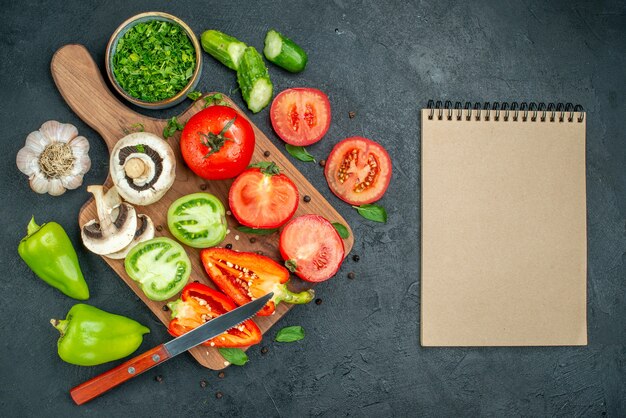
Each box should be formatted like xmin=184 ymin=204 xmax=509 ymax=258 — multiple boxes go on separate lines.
xmin=264 ymin=150 xmax=271 ymax=157
xmin=261 ymin=346 xmax=269 ymax=355
xmin=155 ymin=375 xmax=163 ymax=383
xmin=200 ymin=380 xmax=207 ymax=388
xmin=162 ymin=305 xmax=169 ymax=311
xmin=319 ymin=159 xmax=326 ymax=167
xmin=156 ymin=225 xmax=163 ymax=232
xmin=349 ymin=111 xmax=356 ymax=119
xmin=315 ymin=298 xmax=322 ymax=305
xmin=303 ymin=195 xmax=311 ymax=203
xmin=216 ymin=392 xmax=223 ymax=399
xmin=250 ymin=237 xmax=256 ymax=243
xmin=225 ymin=243 xmax=233 ymax=249
xmin=352 ymin=254 xmax=360 ymax=262
xmin=200 ymin=183 xmax=207 ymax=190
xmin=218 ymin=371 xmax=225 ymax=379
xmin=348 ymin=272 xmax=356 ymax=279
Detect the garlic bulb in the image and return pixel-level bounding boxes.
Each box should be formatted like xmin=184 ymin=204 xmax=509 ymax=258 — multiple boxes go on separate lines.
xmin=16 ymin=121 xmax=91 ymax=196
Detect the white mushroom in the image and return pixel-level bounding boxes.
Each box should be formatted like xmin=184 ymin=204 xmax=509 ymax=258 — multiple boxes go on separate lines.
xmin=104 ymin=214 xmax=155 ymax=260
xmin=81 ymin=185 xmax=137 ymax=255
xmin=110 ymin=132 xmax=176 ymax=206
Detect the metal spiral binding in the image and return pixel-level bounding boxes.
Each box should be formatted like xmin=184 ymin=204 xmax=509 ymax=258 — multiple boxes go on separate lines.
xmin=426 ymin=100 xmax=585 ymax=122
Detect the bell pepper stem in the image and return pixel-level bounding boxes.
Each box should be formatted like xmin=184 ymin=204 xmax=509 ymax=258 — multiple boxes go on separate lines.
xmin=273 ymin=283 xmax=314 ymax=305
xmin=26 ymin=216 xmax=41 ymax=236
xmin=50 ymin=318 xmax=69 ymax=335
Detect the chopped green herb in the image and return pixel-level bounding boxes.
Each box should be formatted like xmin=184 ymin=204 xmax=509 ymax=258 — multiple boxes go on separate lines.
xmin=187 ymin=90 xmax=203 ymax=101
xmin=203 ymin=93 xmax=229 ymax=107
xmin=236 ymin=226 xmax=279 ymax=235
xmin=275 ymin=326 xmax=305 ymax=343
xmin=285 ymin=144 xmax=315 ymax=162
xmin=163 ymin=116 xmax=184 ymax=139
xmin=112 ymin=20 xmax=196 ymax=102
xmin=218 ymin=348 xmax=248 ymax=366
xmin=135 ymin=144 xmax=145 ymax=153
xmin=332 ymin=222 xmax=350 ymax=239
xmin=353 ymin=204 xmax=387 ymax=223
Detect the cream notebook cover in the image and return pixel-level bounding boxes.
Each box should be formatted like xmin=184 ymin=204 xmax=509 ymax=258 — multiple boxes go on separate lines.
xmin=421 ymin=102 xmax=587 ymax=346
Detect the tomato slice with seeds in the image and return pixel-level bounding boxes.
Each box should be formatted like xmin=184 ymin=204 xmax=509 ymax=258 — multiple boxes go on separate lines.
xmin=229 ymin=163 xmax=299 ymax=228
xmin=270 ymin=88 xmax=331 ymax=146
xmin=279 ymin=215 xmax=345 ymax=283
xmin=324 ymin=136 xmax=392 ymax=205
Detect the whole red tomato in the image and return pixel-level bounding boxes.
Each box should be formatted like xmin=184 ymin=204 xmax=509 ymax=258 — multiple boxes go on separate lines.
xmin=180 ymin=106 xmax=255 ymax=180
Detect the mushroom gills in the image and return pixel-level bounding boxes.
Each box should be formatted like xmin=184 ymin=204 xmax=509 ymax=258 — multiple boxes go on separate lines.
xmin=81 ymin=185 xmax=138 ymax=255
xmin=104 ymin=214 xmax=155 ymax=260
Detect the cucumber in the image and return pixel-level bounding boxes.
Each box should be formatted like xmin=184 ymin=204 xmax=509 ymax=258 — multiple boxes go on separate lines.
xmin=200 ymin=30 xmax=247 ymax=70
xmin=263 ymin=29 xmax=308 ymax=73
xmin=236 ymin=47 xmax=273 ymax=113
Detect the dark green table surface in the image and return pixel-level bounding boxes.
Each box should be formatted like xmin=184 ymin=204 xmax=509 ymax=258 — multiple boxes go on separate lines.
xmin=1 ymin=0 xmax=624 ymax=416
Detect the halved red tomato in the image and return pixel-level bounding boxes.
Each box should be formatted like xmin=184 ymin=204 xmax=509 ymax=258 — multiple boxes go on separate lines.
xmin=324 ymin=137 xmax=392 ymax=205
xmin=270 ymin=88 xmax=331 ymax=146
xmin=180 ymin=105 xmax=255 ymax=180
xmin=229 ymin=162 xmax=299 ymax=228
xmin=279 ymin=214 xmax=345 ymax=282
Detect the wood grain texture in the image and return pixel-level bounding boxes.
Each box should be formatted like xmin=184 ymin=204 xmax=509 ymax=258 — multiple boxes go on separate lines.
xmin=51 ymin=44 xmax=353 ymax=370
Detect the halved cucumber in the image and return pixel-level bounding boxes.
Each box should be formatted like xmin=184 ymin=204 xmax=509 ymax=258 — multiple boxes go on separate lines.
xmin=167 ymin=193 xmax=227 ymax=248
xmin=263 ymin=30 xmax=308 ymax=73
xmin=200 ymin=30 xmax=247 ymax=70
xmin=237 ymin=47 xmax=273 ymax=113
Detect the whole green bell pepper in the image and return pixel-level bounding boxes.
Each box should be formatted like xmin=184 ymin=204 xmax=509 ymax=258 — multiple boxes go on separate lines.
xmin=18 ymin=217 xmax=89 ymax=300
xmin=51 ymin=304 xmax=150 ymax=366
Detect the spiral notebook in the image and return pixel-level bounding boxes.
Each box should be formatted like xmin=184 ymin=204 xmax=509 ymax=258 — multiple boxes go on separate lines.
xmin=421 ymin=102 xmax=587 ymax=346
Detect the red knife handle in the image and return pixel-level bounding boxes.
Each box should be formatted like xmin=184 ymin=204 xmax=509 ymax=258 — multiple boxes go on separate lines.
xmin=70 ymin=344 xmax=170 ymax=405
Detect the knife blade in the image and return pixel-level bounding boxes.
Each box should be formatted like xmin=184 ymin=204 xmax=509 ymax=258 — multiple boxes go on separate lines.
xmin=70 ymin=292 xmax=273 ymax=405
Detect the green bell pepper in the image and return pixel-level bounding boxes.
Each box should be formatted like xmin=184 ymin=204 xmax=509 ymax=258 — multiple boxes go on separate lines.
xmin=51 ymin=304 xmax=150 ymax=366
xmin=18 ymin=217 xmax=89 ymax=300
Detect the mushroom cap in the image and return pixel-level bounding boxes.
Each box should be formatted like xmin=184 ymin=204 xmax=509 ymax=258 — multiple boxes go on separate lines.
xmin=104 ymin=214 xmax=155 ymax=260
xmin=110 ymin=132 xmax=176 ymax=206
xmin=81 ymin=202 xmax=137 ymax=255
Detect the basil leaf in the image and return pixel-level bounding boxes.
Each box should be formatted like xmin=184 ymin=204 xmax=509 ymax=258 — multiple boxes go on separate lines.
xmin=285 ymin=144 xmax=315 ymax=162
xmin=187 ymin=90 xmax=202 ymax=101
xmin=218 ymin=348 xmax=248 ymax=366
xmin=275 ymin=326 xmax=305 ymax=343
xmin=331 ymin=222 xmax=350 ymax=239
xmin=236 ymin=226 xmax=279 ymax=235
xmin=352 ymin=204 xmax=387 ymax=223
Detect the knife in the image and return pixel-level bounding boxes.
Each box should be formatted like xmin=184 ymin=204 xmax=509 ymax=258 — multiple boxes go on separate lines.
xmin=70 ymin=292 xmax=273 ymax=405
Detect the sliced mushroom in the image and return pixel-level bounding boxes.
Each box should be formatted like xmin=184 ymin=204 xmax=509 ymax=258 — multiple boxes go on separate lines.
xmin=104 ymin=214 xmax=155 ymax=260
xmin=81 ymin=185 xmax=137 ymax=255
xmin=110 ymin=132 xmax=176 ymax=206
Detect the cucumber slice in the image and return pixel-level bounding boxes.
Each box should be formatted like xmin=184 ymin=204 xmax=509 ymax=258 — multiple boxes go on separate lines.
xmin=237 ymin=47 xmax=273 ymax=113
xmin=124 ymin=237 xmax=191 ymax=301
xmin=263 ymin=30 xmax=308 ymax=73
xmin=200 ymin=30 xmax=247 ymax=70
xmin=167 ymin=193 xmax=227 ymax=248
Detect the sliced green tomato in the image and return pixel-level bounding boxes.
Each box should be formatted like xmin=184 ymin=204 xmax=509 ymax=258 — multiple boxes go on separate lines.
xmin=124 ymin=237 xmax=191 ymax=301
xmin=167 ymin=193 xmax=227 ymax=248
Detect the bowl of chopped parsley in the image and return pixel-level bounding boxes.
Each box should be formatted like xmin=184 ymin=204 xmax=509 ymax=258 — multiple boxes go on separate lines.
xmin=106 ymin=12 xmax=202 ymax=109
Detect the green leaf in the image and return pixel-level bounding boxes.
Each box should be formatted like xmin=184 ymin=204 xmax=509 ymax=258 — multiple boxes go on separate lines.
xmin=352 ymin=204 xmax=387 ymax=223
xmin=249 ymin=161 xmax=280 ymax=175
xmin=284 ymin=259 xmax=297 ymax=273
xmin=203 ymin=93 xmax=229 ymax=107
xmin=218 ymin=348 xmax=248 ymax=366
xmin=332 ymin=222 xmax=350 ymax=239
xmin=135 ymin=144 xmax=145 ymax=153
xmin=236 ymin=226 xmax=279 ymax=235
xmin=163 ymin=116 xmax=184 ymax=139
xmin=285 ymin=144 xmax=315 ymax=162
xmin=275 ymin=326 xmax=305 ymax=343
xmin=187 ymin=90 xmax=202 ymax=101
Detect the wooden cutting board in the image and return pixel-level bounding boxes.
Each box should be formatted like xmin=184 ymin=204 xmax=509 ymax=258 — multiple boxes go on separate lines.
xmin=51 ymin=44 xmax=353 ymax=370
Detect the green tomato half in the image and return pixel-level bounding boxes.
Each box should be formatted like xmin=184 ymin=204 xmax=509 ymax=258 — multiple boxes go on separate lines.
xmin=167 ymin=192 xmax=227 ymax=248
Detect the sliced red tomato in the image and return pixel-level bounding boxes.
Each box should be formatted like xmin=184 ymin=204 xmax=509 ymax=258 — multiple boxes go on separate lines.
xmin=324 ymin=136 xmax=392 ymax=205
xmin=279 ymin=215 xmax=345 ymax=282
xmin=229 ymin=162 xmax=299 ymax=228
xmin=270 ymin=88 xmax=331 ymax=146
xmin=180 ymin=105 xmax=255 ymax=180
xmin=167 ymin=283 xmax=261 ymax=348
